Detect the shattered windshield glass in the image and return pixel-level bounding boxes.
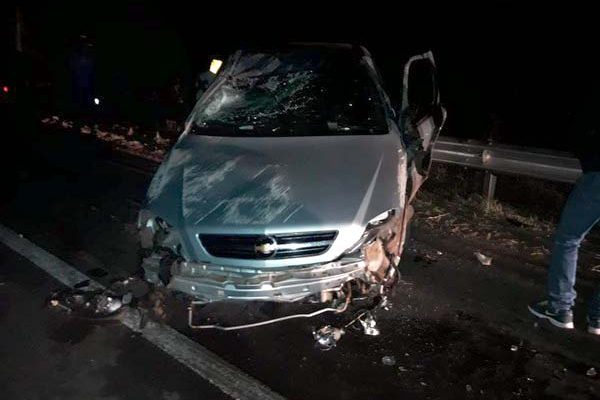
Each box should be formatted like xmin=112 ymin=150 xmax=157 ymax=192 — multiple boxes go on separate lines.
xmin=188 ymin=47 xmax=389 ymax=136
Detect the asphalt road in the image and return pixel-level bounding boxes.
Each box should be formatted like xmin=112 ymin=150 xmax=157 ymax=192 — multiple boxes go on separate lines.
xmin=0 ymin=242 xmax=230 ymax=400
xmin=1 ymin=126 xmax=600 ymax=399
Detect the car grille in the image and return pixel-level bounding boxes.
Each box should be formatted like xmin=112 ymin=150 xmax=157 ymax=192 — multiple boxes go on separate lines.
xmin=199 ymin=231 xmax=338 ymax=259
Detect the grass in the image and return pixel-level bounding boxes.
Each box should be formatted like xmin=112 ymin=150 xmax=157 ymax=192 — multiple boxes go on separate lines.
xmin=414 ymin=163 xmax=600 ymax=267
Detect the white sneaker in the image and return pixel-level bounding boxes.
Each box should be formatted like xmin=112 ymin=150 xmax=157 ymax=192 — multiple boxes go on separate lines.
xmin=588 ymin=318 xmax=600 ymax=335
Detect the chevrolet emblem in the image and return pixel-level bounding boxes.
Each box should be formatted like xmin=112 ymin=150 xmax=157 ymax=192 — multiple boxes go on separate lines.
xmin=254 ymin=237 xmax=278 ymax=257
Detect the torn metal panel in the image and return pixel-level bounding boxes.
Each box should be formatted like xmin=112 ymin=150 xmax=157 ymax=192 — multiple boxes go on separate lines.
xmin=400 ymin=51 xmax=447 ymax=203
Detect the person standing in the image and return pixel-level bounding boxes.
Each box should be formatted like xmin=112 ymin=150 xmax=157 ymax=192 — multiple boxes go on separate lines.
xmin=529 ymin=99 xmax=600 ymax=335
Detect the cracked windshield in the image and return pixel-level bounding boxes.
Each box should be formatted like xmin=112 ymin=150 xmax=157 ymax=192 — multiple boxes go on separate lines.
xmin=189 ymin=48 xmax=388 ymax=136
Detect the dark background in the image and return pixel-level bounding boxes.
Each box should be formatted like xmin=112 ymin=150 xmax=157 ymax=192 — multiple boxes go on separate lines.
xmin=4 ymin=1 xmax=600 ymax=150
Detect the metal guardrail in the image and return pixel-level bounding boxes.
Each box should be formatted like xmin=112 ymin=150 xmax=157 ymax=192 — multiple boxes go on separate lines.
xmin=432 ymin=136 xmax=582 ymax=183
xmin=431 ymin=136 xmax=583 ymax=202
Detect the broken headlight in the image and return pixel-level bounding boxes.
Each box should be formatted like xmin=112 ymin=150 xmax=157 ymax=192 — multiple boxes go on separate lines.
xmin=138 ymin=210 xmax=171 ymax=233
xmin=138 ymin=210 xmax=177 ymax=252
xmin=344 ymin=209 xmax=397 ymax=255
xmin=366 ymin=209 xmax=395 ymax=229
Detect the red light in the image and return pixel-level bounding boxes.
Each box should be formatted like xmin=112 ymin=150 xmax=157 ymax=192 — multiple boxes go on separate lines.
xmin=2 ymin=86 xmax=8 ymax=93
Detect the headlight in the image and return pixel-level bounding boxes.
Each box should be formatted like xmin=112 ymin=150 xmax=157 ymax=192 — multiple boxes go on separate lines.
xmin=345 ymin=209 xmax=397 ymax=254
xmin=138 ymin=210 xmax=181 ymax=254
xmin=138 ymin=210 xmax=172 ymax=234
xmin=366 ymin=210 xmax=395 ymax=228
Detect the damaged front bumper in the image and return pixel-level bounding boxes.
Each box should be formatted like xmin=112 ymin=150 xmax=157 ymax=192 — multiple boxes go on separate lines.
xmin=163 ymin=258 xmax=367 ymax=302
xmin=138 ymin=209 xmax=411 ymax=304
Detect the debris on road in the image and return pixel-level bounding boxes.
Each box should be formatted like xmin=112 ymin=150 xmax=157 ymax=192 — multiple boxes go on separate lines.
xmin=425 ymin=212 xmax=450 ymax=221
xmin=474 ymin=251 xmax=493 ymax=266
xmin=414 ymin=254 xmax=438 ymax=265
xmin=313 ymin=325 xmax=345 ymax=351
xmin=358 ymin=311 xmax=380 ymax=336
xmin=587 ymin=367 xmax=597 ymax=378
xmin=381 ymin=355 xmax=396 ymax=366
xmin=47 ymin=276 xmax=150 ymax=319
xmin=48 ymin=289 xmax=123 ymax=318
xmin=380 ymin=296 xmax=393 ymax=311
xmin=510 ymin=345 xmax=519 ymax=352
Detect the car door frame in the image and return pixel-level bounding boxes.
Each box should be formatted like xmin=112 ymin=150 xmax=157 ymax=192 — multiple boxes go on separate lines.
xmin=400 ymin=50 xmax=447 ymax=203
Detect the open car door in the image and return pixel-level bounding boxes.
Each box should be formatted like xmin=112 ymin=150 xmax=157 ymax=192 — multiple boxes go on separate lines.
xmin=400 ymin=51 xmax=447 ymax=203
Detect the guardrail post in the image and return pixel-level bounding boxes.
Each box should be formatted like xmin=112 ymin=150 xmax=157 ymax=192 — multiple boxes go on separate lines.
xmin=483 ymin=171 xmax=497 ymax=208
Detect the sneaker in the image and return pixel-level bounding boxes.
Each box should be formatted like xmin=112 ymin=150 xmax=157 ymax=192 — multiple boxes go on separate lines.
xmin=588 ymin=318 xmax=600 ymax=335
xmin=528 ymin=300 xmax=574 ymax=329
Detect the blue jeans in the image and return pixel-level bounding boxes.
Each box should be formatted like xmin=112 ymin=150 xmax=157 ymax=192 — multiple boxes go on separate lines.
xmin=548 ymin=172 xmax=600 ymax=319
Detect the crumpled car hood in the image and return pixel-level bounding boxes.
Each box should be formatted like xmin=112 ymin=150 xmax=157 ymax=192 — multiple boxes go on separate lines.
xmin=147 ymin=132 xmax=402 ymax=233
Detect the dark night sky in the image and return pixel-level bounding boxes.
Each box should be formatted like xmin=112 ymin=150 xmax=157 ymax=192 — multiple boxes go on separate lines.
xmin=8 ymin=1 xmax=600 ymax=149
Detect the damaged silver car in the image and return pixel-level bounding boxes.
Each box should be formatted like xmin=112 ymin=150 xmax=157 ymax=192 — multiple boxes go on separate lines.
xmin=138 ymin=43 xmax=445 ymax=312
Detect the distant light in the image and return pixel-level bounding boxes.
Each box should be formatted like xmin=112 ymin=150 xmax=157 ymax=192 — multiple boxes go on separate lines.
xmin=209 ymin=59 xmax=223 ymax=74
xmin=2 ymin=86 xmax=8 ymax=93
xmin=94 ymin=97 xmax=100 ymax=105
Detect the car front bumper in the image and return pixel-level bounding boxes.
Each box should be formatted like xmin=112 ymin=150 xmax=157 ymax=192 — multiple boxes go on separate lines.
xmin=144 ymin=256 xmax=367 ymax=302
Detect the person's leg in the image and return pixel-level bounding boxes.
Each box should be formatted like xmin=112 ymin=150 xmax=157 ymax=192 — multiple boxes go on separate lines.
xmin=589 ymin=285 xmax=600 ymax=334
xmin=547 ymin=173 xmax=600 ymax=312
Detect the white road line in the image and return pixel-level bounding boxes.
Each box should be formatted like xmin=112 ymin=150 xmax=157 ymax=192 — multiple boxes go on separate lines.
xmin=0 ymin=224 xmax=104 ymax=290
xmin=0 ymin=223 xmax=286 ymax=400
